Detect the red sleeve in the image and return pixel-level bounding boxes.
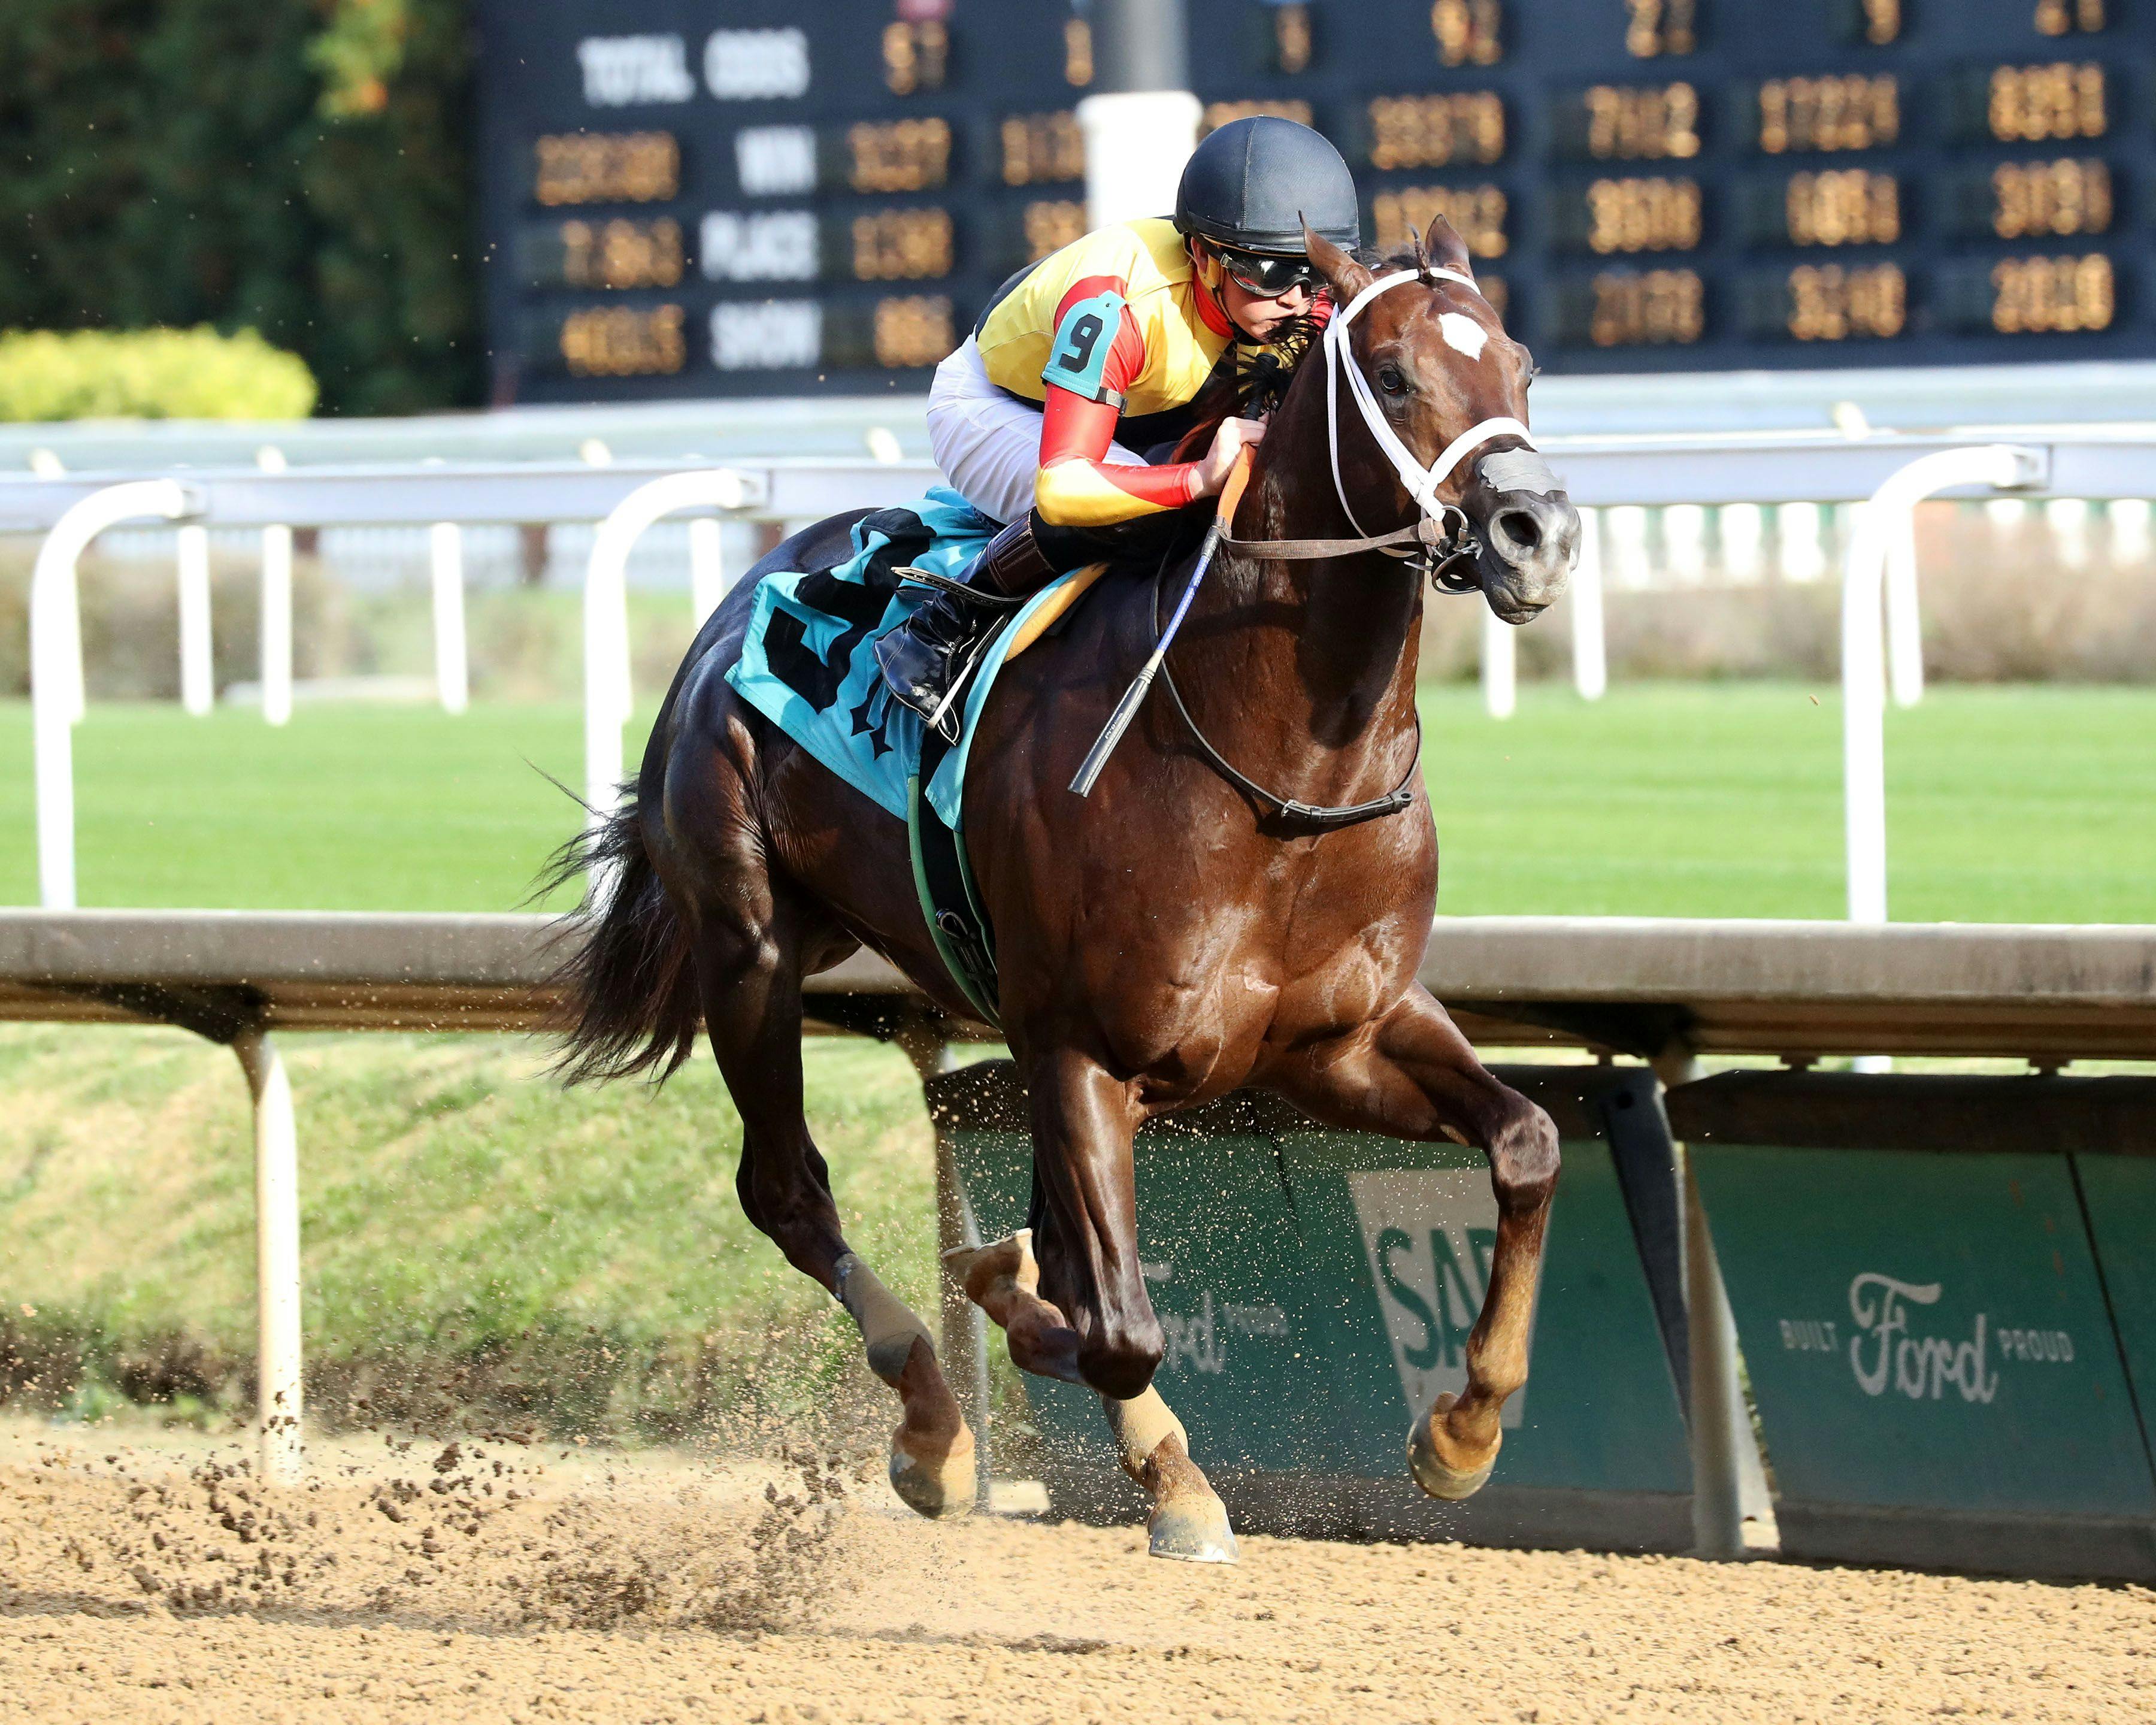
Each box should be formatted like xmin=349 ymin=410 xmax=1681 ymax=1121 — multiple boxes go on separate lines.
xmin=1032 ymin=277 xmax=1204 ymax=525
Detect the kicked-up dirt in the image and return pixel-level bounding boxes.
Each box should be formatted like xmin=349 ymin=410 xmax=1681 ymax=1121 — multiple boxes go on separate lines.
xmin=2 ymin=1427 xmax=2151 ymax=1724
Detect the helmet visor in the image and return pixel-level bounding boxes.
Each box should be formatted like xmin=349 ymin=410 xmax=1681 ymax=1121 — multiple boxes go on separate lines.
xmin=1215 ymin=246 xmax=1323 ymax=299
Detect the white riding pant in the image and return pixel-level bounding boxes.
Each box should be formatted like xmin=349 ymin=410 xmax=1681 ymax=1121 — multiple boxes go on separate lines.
xmin=926 ymin=335 xmax=1146 ymax=528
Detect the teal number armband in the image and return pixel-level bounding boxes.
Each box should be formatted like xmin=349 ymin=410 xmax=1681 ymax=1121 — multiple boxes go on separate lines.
xmin=1040 ymin=290 xmax=1128 ymax=402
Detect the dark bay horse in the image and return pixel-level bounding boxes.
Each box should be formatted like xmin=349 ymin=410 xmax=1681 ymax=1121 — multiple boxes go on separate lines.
xmin=550 ymin=219 xmax=1580 ymax=1561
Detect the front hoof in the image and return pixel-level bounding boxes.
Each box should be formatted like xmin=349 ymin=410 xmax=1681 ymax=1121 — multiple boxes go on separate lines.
xmin=940 ymin=1229 xmax=1039 ymax=1311
xmin=1147 ymin=1492 xmax=1239 ymax=1564
xmin=1407 ymin=1393 xmax=1497 ymax=1502
xmin=889 ymin=1421 xmax=977 ymax=1519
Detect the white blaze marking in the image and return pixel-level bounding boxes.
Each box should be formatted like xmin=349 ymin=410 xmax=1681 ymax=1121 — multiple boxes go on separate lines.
xmin=1439 ymin=312 xmax=1488 ymax=360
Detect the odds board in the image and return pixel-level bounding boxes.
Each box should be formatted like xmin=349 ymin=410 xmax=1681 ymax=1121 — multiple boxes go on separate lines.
xmin=473 ymin=0 xmax=2156 ymax=400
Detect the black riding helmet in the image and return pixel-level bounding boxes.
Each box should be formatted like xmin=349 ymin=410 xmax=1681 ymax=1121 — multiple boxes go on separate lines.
xmin=1173 ymin=115 xmax=1361 ymax=259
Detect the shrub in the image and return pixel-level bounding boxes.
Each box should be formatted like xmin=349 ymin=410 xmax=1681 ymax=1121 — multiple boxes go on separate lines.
xmin=0 ymin=326 xmax=318 ymax=422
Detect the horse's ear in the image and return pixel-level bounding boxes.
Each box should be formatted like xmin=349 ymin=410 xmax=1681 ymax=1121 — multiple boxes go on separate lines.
xmin=1422 ymin=214 xmax=1474 ymax=280
xmin=1304 ymin=221 xmax=1372 ymax=302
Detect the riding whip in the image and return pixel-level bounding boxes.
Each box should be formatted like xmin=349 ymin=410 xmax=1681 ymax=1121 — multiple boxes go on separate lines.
xmin=1069 ymin=449 xmax=1253 ymax=799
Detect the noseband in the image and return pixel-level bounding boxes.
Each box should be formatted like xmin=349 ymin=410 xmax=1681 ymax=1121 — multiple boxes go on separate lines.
xmin=1222 ymin=267 xmax=1562 ymax=593
xmin=1146 ymin=267 xmax=1568 ymax=834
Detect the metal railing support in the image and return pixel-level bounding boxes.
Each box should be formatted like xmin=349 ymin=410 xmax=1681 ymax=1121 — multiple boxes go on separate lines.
xmin=689 ymin=515 xmax=728 ymax=627
xmin=176 ymin=525 xmax=214 ymax=717
xmin=1570 ymin=506 xmax=1607 ymax=702
xmin=31 ymin=479 xmax=199 ymax=908
xmin=582 ymin=468 xmax=761 ymax=832
xmin=1842 ymin=446 xmax=2044 ymax=925
xmin=234 ymin=1027 xmax=304 ymax=1487
xmin=258 ymin=448 xmax=293 ymax=727
xmin=1480 ymin=606 xmax=1516 ymax=719
xmin=429 ymin=522 xmax=470 ymax=715
xmin=1883 ymin=504 xmax=1925 ymax=710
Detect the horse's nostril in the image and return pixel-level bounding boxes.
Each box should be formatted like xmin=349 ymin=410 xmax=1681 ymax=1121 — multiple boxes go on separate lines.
xmin=1495 ymin=508 xmax=1542 ymax=554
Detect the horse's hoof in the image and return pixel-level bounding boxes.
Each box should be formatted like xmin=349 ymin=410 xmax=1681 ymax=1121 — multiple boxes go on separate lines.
xmin=1407 ymin=1393 xmax=1497 ymax=1502
xmin=1147 ymin=1491 xmax=1239 ymax=1564
xmin=889 ymin=1422 xmax=977 ymax=1520
xmin=940 ymin=1230 xmax=1038 ymax=1308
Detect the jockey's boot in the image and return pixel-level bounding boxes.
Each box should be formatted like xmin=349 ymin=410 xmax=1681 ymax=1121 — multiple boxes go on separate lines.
xmin=876 ymin=516 xmax=1059 ymax=739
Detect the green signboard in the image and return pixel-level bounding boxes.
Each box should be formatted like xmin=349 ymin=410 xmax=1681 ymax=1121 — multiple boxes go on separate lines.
xmin=935 ymin=1063 xmax=1689 ymax=1508
xmin=2075 ymin=1154 xmax=2156 ymax=1472
xmin=1696 ymin=1145 xmax=2155 ymax=1522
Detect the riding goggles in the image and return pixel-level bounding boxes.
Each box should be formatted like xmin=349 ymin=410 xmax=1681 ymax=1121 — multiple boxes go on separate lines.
xmin=1213 ymin=244 xmax=1323 ymax=299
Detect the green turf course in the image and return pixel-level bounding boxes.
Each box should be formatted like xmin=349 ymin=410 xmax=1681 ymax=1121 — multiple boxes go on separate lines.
xmin=0 ymin=682 xmax=2149 ymax=921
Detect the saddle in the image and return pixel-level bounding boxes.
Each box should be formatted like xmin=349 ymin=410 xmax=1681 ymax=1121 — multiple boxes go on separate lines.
xmin=725 ymin=489 xmax=1104 ymax=1027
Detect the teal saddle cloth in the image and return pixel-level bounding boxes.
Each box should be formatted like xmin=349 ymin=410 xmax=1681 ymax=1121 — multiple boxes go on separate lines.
xmin=726 ymin=488 xmax=1091 ymax=1024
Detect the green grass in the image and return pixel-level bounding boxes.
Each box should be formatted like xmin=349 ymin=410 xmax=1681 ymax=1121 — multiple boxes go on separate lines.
xmin=0 ymin=682 xmax=2149 ymax=921
xmin=0 ymin=1025 xmax=939 ymax=1437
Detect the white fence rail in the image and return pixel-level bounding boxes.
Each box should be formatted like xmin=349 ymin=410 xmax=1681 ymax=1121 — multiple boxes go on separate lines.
xmin=7 ymin=429 xmax=2151 ymax=919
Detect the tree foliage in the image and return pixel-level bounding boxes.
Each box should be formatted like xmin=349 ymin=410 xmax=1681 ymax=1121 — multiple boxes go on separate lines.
xmin=0 ymin=0 xmax=480 ymax=416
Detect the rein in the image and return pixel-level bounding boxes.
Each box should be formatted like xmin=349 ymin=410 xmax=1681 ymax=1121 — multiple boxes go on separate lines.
xmin=1091 ymin=266 xmax=1566 ymax=833
xmin=1148 ymin=543 xmax=1420 ymax=832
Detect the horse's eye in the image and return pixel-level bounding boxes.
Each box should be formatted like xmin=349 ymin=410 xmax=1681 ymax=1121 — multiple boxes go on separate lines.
xmin=1377 ymin=365 xmax=1408 ymax=397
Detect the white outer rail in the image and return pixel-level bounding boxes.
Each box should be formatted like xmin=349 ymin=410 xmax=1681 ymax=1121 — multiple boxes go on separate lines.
xmin=1842 ymin=445 xmax=2048 ymax=927
xmin=31 ymin=479 xmax=201 ymax=908
xmin=582 ymin=467 xmax=766 ymax=825
xmin=235 ymin=1028 xmax=303 ymax=1486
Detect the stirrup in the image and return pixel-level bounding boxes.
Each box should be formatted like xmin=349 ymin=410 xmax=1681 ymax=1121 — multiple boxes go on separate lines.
xmin=922 ymin=641 xmax=991 ymax=742
xmin=894 ymin=564 xmax=1026 ymax=607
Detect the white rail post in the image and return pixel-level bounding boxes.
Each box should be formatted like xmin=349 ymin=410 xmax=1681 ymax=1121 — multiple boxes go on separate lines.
xmin=1882 ymin=504 xmax=1925 ymax=710
xmin=1843 ymin=445 xmax=2044 ymax=928
xmin=235 ymin=1028 xmax=304 ymax=1487
xmin=1719 ymin=501 xmax=1764 ymax=584
xmin=258 ymin=449 xmax=293 ymax=727
xmin=31 ymin=480 xmax=198 ymax=908
xmin=689 ymin=516 xmax=727 ymax=627
xmin=2046 ymin=497 xmax=2093 ymax=571
xmin=1778 ymin=501 xmax=1826 ymax=583
xmin=2108 ymin=497 xmax=2152 ymax=562
xmin=1570 ymin=506 xmax=1607 ymax=702
xmin=584 ymin=470 xmax=761 ymax=850
xmin=177 ymin=525 xmax=214 ymax=716
xmin=1480 ymin=606 xmax=1516 ymax=719
xmin=429 ymin=522 xmax=470 ymax=715
xmin=1664 ymin=503 xmax=1706 ymax=585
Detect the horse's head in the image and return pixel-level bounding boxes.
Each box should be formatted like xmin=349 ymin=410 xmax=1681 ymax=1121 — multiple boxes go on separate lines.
xmin=1304 ymin=218 xmax=1579 ymax=624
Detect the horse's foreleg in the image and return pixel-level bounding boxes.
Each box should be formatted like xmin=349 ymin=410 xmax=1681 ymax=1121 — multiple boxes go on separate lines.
xmin=694 ymin=894 xmax=974 ymax=1518
xmin=1271 ymin=987 xmax=1560 ymax=1501
xmin=986 ymin=1048 xmax=1236 ymax=1561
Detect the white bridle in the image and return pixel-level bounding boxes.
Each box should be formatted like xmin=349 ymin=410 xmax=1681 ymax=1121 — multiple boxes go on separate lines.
xmin=1323 ymin=267 xmax=1536 ymax=546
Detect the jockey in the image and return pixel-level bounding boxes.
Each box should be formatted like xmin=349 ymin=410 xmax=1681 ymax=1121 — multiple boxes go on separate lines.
xmin=876 ymin=114 xmax=1362 ymax=735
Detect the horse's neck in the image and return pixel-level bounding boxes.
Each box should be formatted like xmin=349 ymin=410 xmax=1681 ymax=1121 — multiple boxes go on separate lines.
xmin=1176 ymin=381 xmax=1424 ymax=775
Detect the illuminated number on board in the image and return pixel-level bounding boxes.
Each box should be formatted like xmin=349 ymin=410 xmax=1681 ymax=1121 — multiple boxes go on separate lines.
xmin=1624 ymin=0 xmax=1696 ymax=58
xmin=882 ymin=20 xmax=948 ymax=95
xmin=2033 ymin=0 xmax=2104 ymax=34
xmin=1431 ymin=0 xmax=1501 ymax=65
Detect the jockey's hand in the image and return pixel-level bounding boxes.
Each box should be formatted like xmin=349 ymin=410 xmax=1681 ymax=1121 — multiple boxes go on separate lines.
xmin=1192 ymin=416 xmax=1268 ymax=500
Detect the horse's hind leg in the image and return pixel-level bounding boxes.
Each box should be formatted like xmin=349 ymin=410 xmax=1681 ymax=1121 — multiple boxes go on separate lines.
xmin=694 ymin=884 xmax=975 ymax=1517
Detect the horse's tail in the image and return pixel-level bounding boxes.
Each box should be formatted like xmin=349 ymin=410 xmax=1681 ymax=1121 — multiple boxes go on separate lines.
xmin=537 ymin=787 xmax=702 ymax=1088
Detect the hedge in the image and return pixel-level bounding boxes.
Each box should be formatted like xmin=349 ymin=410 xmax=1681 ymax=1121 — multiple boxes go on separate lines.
xmin=0 ymin=1 xmax=481 ymax=417
xmin=0 ymin=326 xmax=318 ymax=421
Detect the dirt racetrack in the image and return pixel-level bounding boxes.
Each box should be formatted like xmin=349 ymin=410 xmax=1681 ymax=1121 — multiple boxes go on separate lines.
xmin=4 ymin=1429 xmax=2152 ymax=1725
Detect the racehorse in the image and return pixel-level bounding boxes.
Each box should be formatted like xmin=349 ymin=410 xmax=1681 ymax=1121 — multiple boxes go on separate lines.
xmin=547 ymin=218 xmax=1580 ymax=1561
